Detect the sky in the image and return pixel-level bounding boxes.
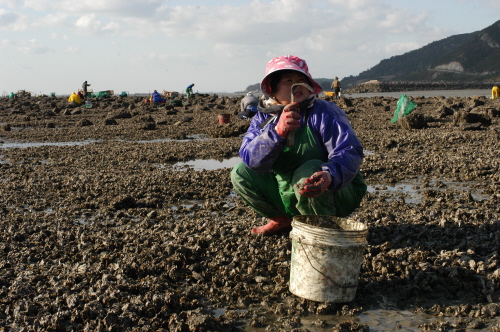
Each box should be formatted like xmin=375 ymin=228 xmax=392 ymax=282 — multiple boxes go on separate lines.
xmin=1 ymin=0 xmax=499 ymax=95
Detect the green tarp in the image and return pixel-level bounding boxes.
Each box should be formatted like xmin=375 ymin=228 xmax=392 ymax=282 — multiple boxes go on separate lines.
xmin=95 ymin=91 xmax=110 ymax=99
xmin=390 ymin=94 xmax=417 ymax=123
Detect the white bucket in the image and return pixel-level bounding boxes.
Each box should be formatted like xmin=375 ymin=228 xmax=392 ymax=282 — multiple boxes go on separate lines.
xmin=289 ymin=215 xmax=367 ymax=303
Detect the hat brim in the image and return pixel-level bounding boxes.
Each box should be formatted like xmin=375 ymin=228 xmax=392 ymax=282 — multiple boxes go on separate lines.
xmin=261 ymin=68 xmax=323 ymax=96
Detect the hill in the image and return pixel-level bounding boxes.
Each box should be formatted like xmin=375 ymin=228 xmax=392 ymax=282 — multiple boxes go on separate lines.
xmin=245 ymin=20 xmax=500 ymax=92
xmin=341 ymin=20 xmax=500 ymax=88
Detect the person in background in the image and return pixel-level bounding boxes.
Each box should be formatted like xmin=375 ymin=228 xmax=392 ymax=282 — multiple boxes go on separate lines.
xmin=68 ymin=91 xmax=82 ymax=105
xmin=151 ymin=90 xmax=166 ymax=103
xmin=331 ymin=77 xmax=341 ymax=100
xmin=492 ymin=86 xmax=499 ymax=100
xmin=186 ymin=83 xmax=195 ymax=98
xmin=231 ymin=55 xmax=366 ymax=236
xmin=82 ymin=81 xmax=91 ymax=98
xmin=238 ymin=92 xmax=259 ymax=120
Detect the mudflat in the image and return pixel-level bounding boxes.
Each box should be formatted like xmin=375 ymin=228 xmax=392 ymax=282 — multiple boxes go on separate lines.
xmin=1 ymin=93 xmax=500 ymax=331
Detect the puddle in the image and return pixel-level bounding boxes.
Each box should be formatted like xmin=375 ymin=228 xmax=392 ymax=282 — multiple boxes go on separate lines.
xmin=0 ymin=139 xmax=101 ymax=149
xmin=118 ymin=134 xmax=209 ymax=144
xmin=367 ymin=178 xmax=488 ymax=204
xmin=170 ymin=200 xmax=203 ymax=210
xmin=154 ymin=157 xmax=242 ymax=171
xmin=172 ymin=157 xmax=241 ymax=171
xmin=0 ymin=135 xmax=211 ymax=149
xmin=218 ymin=298 xmax=500 ymax=331
xmin=3 ymin=126 xmax=34 ymax=131
xmin=368 ymin=182 xmax=422 ymax=204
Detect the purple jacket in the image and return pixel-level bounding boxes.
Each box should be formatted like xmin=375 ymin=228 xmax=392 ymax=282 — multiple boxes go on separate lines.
xmin=239 ymin=98 xmax=363 ymax=191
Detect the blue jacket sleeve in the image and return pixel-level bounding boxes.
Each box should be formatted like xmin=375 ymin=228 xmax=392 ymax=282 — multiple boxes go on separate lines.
xmin=310 ymin=100 xmax=363 ymax=191
xmin=239 ymin=111 xmax=288 ymax=173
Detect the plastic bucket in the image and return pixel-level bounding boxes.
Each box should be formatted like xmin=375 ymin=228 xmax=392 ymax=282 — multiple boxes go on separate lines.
xmin=218 ymin=114 xmax=230 ymax=124
xmin=289 ymin=215 xmax=367 ymax=303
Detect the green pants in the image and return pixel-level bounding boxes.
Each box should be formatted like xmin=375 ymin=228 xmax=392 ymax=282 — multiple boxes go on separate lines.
xmin=231 ymin=159 xmax=366 ymax=219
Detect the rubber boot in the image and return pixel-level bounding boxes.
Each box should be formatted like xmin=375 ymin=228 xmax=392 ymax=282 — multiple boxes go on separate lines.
xmin=252 ymin=216 xmax=292 ymax=236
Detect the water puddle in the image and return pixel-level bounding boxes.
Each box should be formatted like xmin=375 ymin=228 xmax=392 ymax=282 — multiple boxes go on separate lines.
xmin=0 ymin=139 xmax=101 ymax=149
xmin=217 ymin=300 xmax=499 ymax=331
xmin=117 ymin=134 xmax=209 ymax=144
xmin=0 ymin=134 xmax=209 ymax=149
xmin=367 ymin=178 xmax=488 ymax=204
xmin=6 ymin=126 xmax=33 ymax=131
xmin=170 ymin=199 xmax=204 ymax=210
xmin=152 ymin=157 xmax=242 ymax=171
xmin=171 ymin=157 xmax=241 ymax=171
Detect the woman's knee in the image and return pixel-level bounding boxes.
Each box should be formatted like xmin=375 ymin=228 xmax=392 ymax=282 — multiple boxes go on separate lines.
xmin=230 ymin=162 xmax=247 ymax=183
xmin=292 ymin=159 xmax=324 ymax=186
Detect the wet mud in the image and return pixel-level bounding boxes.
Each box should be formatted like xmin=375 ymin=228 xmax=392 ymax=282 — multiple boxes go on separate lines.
xmin=1 ymin=93 xmax=500 ymax=331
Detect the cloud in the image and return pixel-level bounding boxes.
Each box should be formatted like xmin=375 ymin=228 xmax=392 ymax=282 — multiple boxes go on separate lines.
xmin=13 ymin=61 xmax=34 ymax=70
xmin=2 ymin=38 xmax=15 ymax=47
xmin=1 ymin=0 xmax=491 ymax=93
xmin=24 ymin=0 xmax=163 ymax=17
xmin=35 ymin=12 xmax=69 ymax=28
xmin=16 ymin=39 xmax=53 ymax=54
xmin=131 ymin=52 xmax=171 ymax=67
xmin=0 ymin=0 xmax=23 ymax=9
xmin=0 ymin=8 xmax=18 ymax=26
xmin=64 ymin=46 xmax=80 ymax=53
xmin=74 ymin=13 xmax=121 ymax=35
xmin=384 ymin=41 xmax=421 ymax=55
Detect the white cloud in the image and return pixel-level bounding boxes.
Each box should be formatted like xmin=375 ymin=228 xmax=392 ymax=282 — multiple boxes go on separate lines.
xmin=384 ymin=41 xmax=421 ymax=55
xmin=0 ymin=8 xmax=18 ymax=26
xmin=64 ymin=46 xmax=80 ymax=53
xmin=24 ymin=0 xmax=163 ymax=17
xmin=131 ymin=52 xmax=171 ymax=67
xmin=0 ymin=0 xmax=495 ymax=93
xmin=16 ymin=39 xmax=53 ymax=54
xmin=74 ymin=13 xmax=120 ymax=35
xmin=0 ymin=0 xmax=23 ymax=9
xmin=2 ymin=38 xmax=15 ymax=47
xmin=35 ymin=12 xmax=69 ymax=28
xmin=12 ymin=61 xmax=33 ymax=70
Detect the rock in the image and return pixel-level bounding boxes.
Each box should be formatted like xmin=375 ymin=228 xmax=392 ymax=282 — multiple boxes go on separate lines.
xmin=77 ymin=119 xmax=93 ymax=126
xmin=400 ymin=112 xmax=427 ymax=129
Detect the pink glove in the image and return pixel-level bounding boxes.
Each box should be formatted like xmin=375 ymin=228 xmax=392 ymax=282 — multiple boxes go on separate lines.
xmin=275 ymin=102 xmax=301 ymax=138
xmin=299 ymin=171 xmax=332 ymax=198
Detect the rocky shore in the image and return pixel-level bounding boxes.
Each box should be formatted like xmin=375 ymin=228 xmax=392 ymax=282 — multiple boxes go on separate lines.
xmin=1 ymin=93 xmax=500 ymax=331
xmin=344 ymin=81 xmax=500 ymax=94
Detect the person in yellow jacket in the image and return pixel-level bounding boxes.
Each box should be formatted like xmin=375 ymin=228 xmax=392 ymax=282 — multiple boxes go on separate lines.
xmin=68 ymin=92 xmax=82 ymax=104
xmin=492 ymin=86 xmax=500 ymax=100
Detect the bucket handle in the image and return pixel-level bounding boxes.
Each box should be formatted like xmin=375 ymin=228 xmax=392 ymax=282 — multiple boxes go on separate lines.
xmin=298 ymin=238 xmax=358 ymax=289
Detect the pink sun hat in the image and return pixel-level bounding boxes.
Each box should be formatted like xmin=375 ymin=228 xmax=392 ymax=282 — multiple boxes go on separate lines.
xmin=260 ymin=55 xmax=323 ymax=96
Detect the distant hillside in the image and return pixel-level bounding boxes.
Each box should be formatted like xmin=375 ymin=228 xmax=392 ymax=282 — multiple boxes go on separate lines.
xmin=245 ymin=20 xmax=500 ymax=93
xmin=340 ymin=20 xmax=500 ymax=89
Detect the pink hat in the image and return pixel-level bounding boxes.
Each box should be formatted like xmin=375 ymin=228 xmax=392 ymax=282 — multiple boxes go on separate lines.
xmin=260 ymin=55 xmax=323 ymax=96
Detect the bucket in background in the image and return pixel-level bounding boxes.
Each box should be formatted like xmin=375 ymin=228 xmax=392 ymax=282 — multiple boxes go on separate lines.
xmin=218 ymin=114 xmax=230 ymax=124
xmin=289 ymin=215 xmax=367 ymax=303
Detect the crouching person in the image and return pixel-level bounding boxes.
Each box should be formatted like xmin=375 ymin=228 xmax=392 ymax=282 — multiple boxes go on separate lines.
xmin=231 ymin=55 xmax=367 ymax=236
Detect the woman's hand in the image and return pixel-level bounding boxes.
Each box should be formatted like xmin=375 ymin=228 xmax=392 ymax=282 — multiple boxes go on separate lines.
xmin=299 ymin=171 xmax=332 ymax=198
xmin=275 ymin=102 xmax=301 ymax=138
